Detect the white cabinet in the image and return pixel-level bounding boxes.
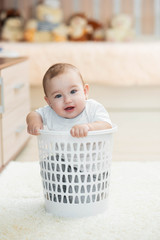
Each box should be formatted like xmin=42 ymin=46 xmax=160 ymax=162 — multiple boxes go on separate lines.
xmin=0 ymin=58 xmax=30 ymax=170
xmin=0 ymin=119 xmax=2 ymax=169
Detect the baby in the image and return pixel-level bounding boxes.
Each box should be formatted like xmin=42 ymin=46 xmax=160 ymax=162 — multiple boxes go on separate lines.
xmin=26 ymin=63 xmax=112 ymax=204
xmin=26 ymin=63 xmax=112 ymax=136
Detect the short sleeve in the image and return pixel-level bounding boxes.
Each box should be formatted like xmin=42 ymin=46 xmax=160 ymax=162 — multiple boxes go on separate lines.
xmin=94 ymin=104 xmax=112 ymax=124
xmin=35 ymin=106 xmax=47 ymax=125
xmin=87 ymin=99 xmax=112 ymax=125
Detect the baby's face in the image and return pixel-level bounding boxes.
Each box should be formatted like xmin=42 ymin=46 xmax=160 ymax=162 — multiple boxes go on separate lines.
xmin=44 ymin=70 xmax=89 ymax=119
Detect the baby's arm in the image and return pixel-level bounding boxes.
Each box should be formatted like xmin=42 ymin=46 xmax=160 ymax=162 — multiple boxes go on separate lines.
xmin=26 ymin=111 xmax=43 ymax=135
xmin=70 ymin=121 xmax=112 ymax=138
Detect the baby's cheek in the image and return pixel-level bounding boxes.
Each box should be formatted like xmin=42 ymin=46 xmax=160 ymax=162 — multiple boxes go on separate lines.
xmin=51 ymin=102 xmax=61 ymax=112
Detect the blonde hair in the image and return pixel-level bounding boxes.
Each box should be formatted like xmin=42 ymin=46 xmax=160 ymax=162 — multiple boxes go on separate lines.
xmin=43 ymin=63 xmax=84 ymax=96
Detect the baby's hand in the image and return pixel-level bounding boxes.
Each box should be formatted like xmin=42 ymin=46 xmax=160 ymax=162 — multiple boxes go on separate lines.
xmin=26 ymin=111 xmax=43 ymax=135
xmin=70 ymin=124 xmax=89 ymax=138
xmin=27 ymin=122 xmax=43 ymax=135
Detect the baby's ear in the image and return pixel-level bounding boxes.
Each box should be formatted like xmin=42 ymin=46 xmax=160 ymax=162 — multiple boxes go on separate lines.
xmin=44 ymin=96 xmax=50 ymax=106
xmin=84 ymin=84 xmax=89 ymax=99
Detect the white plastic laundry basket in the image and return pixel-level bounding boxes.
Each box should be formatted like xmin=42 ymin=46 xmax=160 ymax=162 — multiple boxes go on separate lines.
xmin=37 ymin=125 xmax=117 ymax=218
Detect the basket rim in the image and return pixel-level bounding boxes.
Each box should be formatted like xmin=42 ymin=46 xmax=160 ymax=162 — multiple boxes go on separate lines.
xmin=38 ymin=124 xmax=117 ymax=136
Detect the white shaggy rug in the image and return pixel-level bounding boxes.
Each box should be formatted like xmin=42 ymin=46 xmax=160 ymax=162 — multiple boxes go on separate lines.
xmin=0 ymin=161 xmax=160 ymax=240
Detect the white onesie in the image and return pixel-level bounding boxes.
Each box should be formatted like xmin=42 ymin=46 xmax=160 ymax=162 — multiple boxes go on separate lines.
xmin=36 ymin=98 xmax=112 ymax=130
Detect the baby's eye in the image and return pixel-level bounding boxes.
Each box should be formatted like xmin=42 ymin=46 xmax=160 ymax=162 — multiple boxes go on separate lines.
xmin=70 ymin=89 xmax=77 ymax=94
xmin=55 ymin=94 xmax=62 ymax=98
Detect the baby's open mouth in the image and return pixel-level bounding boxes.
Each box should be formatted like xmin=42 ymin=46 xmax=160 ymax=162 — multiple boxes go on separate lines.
xmin=64 ymin=106 xmax=75 ymax=111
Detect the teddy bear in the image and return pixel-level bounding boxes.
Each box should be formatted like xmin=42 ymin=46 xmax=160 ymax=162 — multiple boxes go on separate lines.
xmin=68 ymin=13 xmax=93 ymax=41
xmin=1 ymin=9 xmax=24 ymax=42
xmin=88 ymin=19 xmax=105 ymax=41
xmin=105 ymin=14 xmax=135 ymax=42
xmin=24 ymin=0 xmax=68 ymax=42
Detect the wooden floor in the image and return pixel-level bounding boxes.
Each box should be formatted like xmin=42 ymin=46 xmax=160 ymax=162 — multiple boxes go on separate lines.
xmin=15 ymin=84 xmax=160 ymax=162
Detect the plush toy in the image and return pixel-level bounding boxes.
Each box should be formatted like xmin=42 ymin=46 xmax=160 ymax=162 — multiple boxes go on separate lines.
xmin=105 ymin=14 xmax=135 ymax=42
xmin=1 ymin=9 xmax=24 ymax=42
xmin=24 ymin=0 xmax=68 ymax=42
xmin=52 ymin=23 xmax=70 ymax=41
xmin=68 ymin=13 xmax=93 ymax=41
xmin=0 ymin=9 xmax=7 ymax=30
xmin=88 ymin=19 xmax=105 ymax=41
xmin=24 ymin=18 xmax=53 ymax=42
xmin=23 ymin=19 xmax=37 ymax=42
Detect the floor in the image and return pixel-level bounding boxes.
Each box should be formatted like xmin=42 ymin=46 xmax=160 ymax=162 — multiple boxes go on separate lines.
xmin=15 ymin=84 xmax=160 ymax=162
xmin=15 ymin=136 xmax=39 ymax=162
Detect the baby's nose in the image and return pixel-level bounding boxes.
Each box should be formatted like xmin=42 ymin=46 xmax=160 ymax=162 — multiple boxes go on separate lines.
xmin=64 ymin=94 xmax=72 ymax=103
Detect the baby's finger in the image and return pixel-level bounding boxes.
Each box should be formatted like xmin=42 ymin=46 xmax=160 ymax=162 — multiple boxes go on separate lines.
xmin=79 ymin=128 xmax=85 ymax=137
xmin=34 ymin=127 xmax=40 ymax=135
xmin=27 ymin=126 xmax=33 ymax=135
xmin=74 ymin=128 xmax=80 ymax=137
xmin=72 ymin=127 xmax=81 ymax=138
xmin=83 ymin=129 xmax=88 ymax=137
xmin=70 ymin=128 xmax=75 ymax=137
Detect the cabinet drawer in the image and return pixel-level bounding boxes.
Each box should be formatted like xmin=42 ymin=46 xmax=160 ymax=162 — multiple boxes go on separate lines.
xmin=2 ymin=61 xmax=30 ymax=113
xmin=0 ymin=118 xmax=2 ymax=169
xmin=2 ymin=99 xmax=30 ymax=164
